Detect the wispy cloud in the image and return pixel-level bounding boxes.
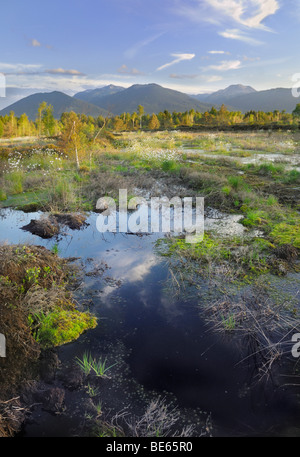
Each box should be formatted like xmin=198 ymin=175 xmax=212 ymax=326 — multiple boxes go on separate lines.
xmin=243 ymin=55 xmax=261 ymax=61
xmin=156 ymin=53 xmax=195 ymax=71
xmin=117 ymin=64 xmax=144 ymax=76
xmin=205 ymin=75 xmax=224 ymax=82
xmin=208 ymin=0 xmax=279 ymax=30
xmin=3 ymin=73 xmax=132 ymax=95
xmin=208 ymin=50 xmax=230 ymax=55
xmin=219 ymin=28 xmax=263 ymax=45
xmin=124 ymin=33 xmax=164 ymax=59
xmin=206 ymin=60 xmax=242 ymax=71
xmin=0 ymin=63 xmax=43 ymax=74
xmin=169 ymin=73 xmax=223 ymax=83
xmin=169 ymin=73 xmax=198 ymax=79
xmin=175 ymin=0 xmax=279 ymax=30
xmin=0 ymin=62 xmax=42 ymax=71
xmin=1 ymin=64 xmax=85 ymax=77
xmin=45 ymin=68 xmax=85 ymax=76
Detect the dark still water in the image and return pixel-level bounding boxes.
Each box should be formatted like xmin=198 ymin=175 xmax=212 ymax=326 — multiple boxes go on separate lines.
xmin=1 ymin=208 xmax=300 ymax=437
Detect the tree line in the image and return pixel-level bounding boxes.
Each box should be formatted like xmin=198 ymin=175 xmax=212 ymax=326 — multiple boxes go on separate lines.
xmin=1 ymin=102 xmax=300 ymax=140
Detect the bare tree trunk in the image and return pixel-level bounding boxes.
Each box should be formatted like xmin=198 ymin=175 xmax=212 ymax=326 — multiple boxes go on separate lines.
xmin=93 ymin=118 xmax=106 ymax=144
xmin=75 ymin=142 xmax=80 ymax=170
xmin=73 ymin=121 xmax=80 ymax=170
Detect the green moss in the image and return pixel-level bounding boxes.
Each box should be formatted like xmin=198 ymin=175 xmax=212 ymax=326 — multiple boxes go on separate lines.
xmin=271 ymin=223 xmax=300 ymax=248
xmin=33 ymin=306 xmax=97 ymax=349
xmin=0 ymin=244 xmax=98 ymax=353
xmin=159 ymin=233 xmax=231 ymax=262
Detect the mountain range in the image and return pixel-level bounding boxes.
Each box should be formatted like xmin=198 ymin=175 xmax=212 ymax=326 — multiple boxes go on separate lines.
xmin=0 ymin=91 xmax=109 ymax=120
xmin=0 ymin=83 xmax=299 ymax=119
xmin=73 ymin=83 xmax=214 ymax=115
xmin=214 ymin=88 xmax=299 ymax=113
xmin=193 ymin=84 xmax=299 ymax=113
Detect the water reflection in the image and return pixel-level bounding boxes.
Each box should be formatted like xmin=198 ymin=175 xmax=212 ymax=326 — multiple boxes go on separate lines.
xmin=1 ymin=208 xmax=300 ymax=436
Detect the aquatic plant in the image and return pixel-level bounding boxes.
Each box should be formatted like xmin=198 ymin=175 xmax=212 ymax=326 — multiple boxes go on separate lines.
xmin=221 ymin=314 xmax=236 ymax=331
xmin=76 ymin=352 xmax=117 ymax=378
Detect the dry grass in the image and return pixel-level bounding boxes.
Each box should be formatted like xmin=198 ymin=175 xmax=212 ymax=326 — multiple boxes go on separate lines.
xmin=125 ymin=398 xmax=196 ymax=437
xmin=0 ymin=397 xmax=28 ymax=437
xmin=0 ymin=244 xmax=67 ymax=287
xmin=206 ymin=286 xmax=300 ymax=380
xmin=94 ymin=397 xmax=210 ymax=437
xmin=83 ymin=170 xmax=134 ymax=207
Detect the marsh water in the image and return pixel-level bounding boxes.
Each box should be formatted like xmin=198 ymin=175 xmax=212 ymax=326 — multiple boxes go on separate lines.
xmin=1 ymin=208 xmax=300 ymax=437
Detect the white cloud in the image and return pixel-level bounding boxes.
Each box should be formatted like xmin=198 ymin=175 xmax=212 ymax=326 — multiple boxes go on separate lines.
xmin=207 ymin=60 xmax=242 ymax=71
xmin=205 ymin=75 xmax=224 ymax=82
xmin=156 ymin=53 xmax=195 ymax=71
xmin=209 ymin=0 xmax=279 ymax=29
xmin=3 ymin=73 xmax=133 ymax=95
xmin=30 ymin=39 xmax=41 ymax=47
xmin=176 ymin=0 xmax=279 ymax=30
xmin=208 ymin=50 xmax=230 ymax=55
xmin=219 ymin=28 xmax=263 ymax=44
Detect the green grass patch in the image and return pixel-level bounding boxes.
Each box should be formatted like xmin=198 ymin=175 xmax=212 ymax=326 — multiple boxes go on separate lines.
xmin=161 ymin=159 xmax=181 ymax=173
xmin=283 ymin=169 xmax=300 ymax=184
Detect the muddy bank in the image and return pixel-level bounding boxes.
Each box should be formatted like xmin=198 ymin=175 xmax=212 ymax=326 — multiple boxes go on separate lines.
xmin=21 ymin=213 xmax=88 ymax=239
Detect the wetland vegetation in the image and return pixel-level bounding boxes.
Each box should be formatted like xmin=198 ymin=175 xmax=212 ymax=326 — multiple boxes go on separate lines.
xmin=0 ymin=113 xmax=299 ymax=436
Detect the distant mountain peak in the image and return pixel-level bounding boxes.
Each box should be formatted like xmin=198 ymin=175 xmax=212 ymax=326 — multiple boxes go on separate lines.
xmin=208 ymin=84 xmax=257 ymax=99
xmin=192 ymin=84 xmax=257 ymax=105
xmin=74 ymin=85 xmax=125 ymax=104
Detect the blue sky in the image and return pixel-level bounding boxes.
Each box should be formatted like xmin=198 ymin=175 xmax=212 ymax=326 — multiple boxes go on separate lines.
xmin=0 ymin=0 xmax=299 ymax=95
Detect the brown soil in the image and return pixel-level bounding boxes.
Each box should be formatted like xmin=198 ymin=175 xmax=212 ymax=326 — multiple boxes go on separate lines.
xmin=21 ymin=217 xmax=60 ymax=238
xmin=21 ymin=213 xmax=88 ymax=238
xmin=52 ymin=213 xmax=88 ymax=230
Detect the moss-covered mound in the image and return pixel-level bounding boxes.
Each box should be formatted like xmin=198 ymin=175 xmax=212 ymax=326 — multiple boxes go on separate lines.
xmin=0 ymin=244 xmax=97 ymax=435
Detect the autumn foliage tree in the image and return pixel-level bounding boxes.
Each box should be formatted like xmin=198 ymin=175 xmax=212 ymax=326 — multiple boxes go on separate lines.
xmin=37 ymin=102 xmax=47 ymax=137
xmin=60 ymin=111 xmax=86 ymax=169
xmin=138 ymin=105 xmax=144 ymax=129
xmin=148 ymin=114 xmax=160 ymax=130
xmin=42 ymin=104 xmax=56 ymax=136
